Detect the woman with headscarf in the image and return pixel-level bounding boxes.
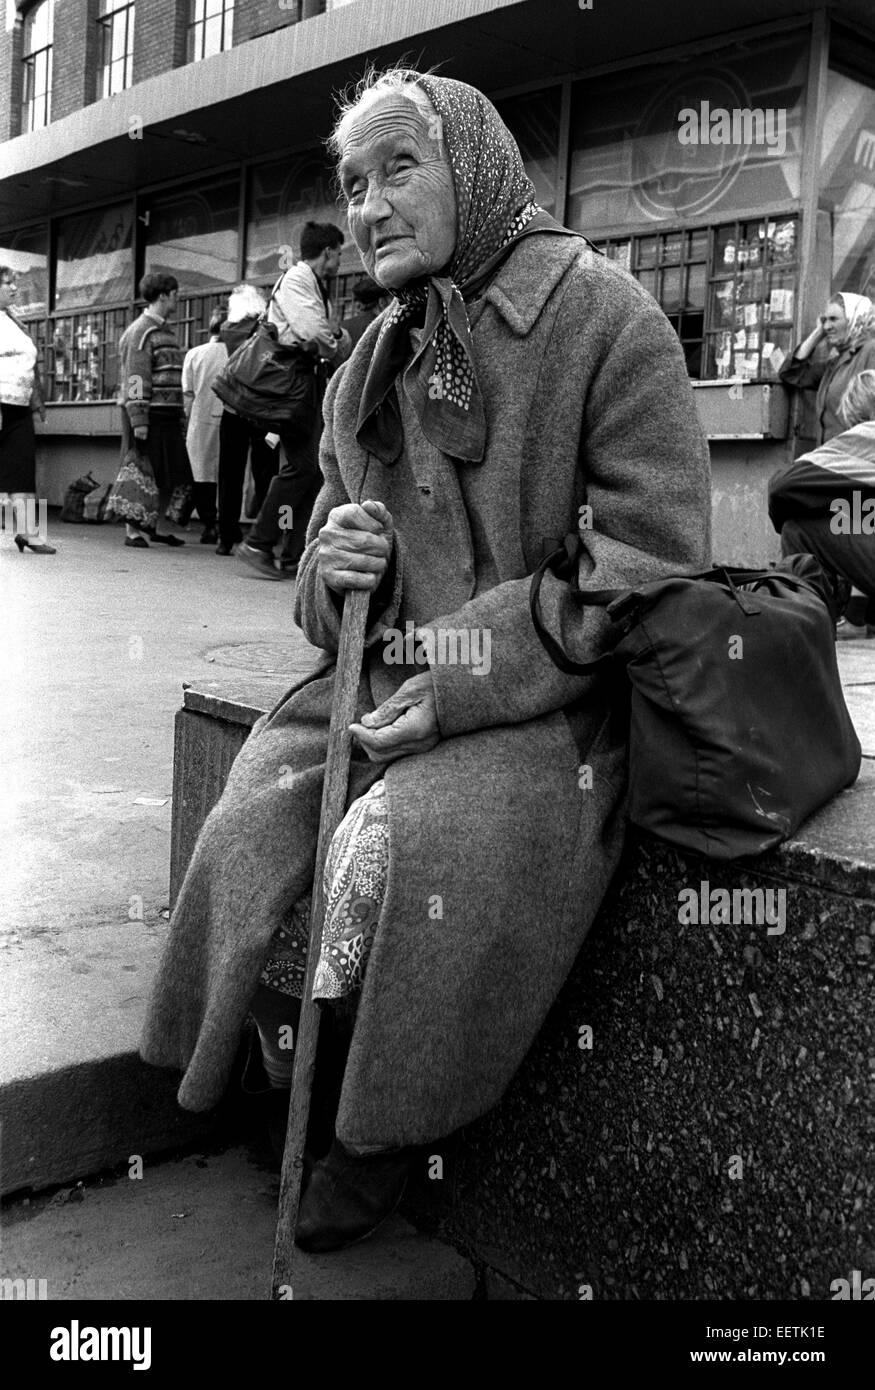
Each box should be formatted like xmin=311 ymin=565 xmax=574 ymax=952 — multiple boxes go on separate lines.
xmin=779 ymin=292 xmax=875 ymax=444
xmin=769 ymin=368 xmax=875 ymax=638
xmin=140 ymin=67 xmax=711 ymax=1253
xmin=0 ymin=266 xmax=54 ymax=554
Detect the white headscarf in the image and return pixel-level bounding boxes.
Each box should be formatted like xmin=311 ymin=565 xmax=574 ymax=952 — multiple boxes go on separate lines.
xmin=832 ymin=291 xmax=874 ymax=353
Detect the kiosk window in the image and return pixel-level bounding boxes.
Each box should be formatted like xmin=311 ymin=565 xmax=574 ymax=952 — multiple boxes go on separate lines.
xmin=594 ymin=215 xmax=798 ymax=381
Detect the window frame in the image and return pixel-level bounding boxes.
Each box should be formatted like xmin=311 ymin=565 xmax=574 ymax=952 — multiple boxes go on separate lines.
xmin=21 ymin=0 xmax=54 ymax=134
xmin=97 ymin=0 xmax=135 ymax=100
xmin=593 ymin=212 xmax=800 ymax=383
xmin=186 ymin=0 xmax=234 ymax=64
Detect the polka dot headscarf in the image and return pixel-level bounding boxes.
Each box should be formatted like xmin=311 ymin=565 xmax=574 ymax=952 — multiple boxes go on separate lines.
xmin=355 ymin=73 xmax=576 ymax=464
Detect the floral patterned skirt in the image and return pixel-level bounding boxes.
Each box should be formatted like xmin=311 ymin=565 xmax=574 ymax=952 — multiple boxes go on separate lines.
xmin=259 ymin=779 xmax=389 ymax=1001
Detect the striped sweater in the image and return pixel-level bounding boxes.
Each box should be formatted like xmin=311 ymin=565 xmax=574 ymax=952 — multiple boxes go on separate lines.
xmin=118 ymin=309 xmax=184 ymax=429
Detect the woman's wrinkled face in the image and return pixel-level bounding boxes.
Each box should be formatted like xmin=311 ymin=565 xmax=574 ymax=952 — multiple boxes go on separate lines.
xmin=822 ymin=300 xmax=849 ymax=347
xmin=338 ymin=94 xmax=458 ymax=290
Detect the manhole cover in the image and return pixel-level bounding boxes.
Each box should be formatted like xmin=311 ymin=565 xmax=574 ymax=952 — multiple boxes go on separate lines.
xmin=202 ymin=642 xmax=306 ymax=674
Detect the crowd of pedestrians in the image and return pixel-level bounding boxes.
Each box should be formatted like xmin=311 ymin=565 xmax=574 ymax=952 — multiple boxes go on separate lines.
xmin=101 ymin=220 xmax=358 ymax=575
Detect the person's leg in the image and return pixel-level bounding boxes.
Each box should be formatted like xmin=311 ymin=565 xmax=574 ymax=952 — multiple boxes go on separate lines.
xmin=118 ymin=412 xmax=149 ymax=543
xmin=245 ymin=418 xmax=318 ymax=555
xmin=217 ymin=411 xmax=247 ymax=551
xmin=277 ymin=417 xmax=322 ymax=566
xmin=248 ymin=427 xmax=280 ymax=514
xmin=192 ymin=481 xmax=217 ymax=541
xmin=248 ymin=984 xmax=301 ymax=1089
xmin=6 ymin=409 xmax=55 ymax=552
xmin=782 ymin=516 xmax=875 ymax=634
xmin=148 ymin=417 xmax=186 ymax=545
xmin=295 ymin=781 xmax=410 ymax=1253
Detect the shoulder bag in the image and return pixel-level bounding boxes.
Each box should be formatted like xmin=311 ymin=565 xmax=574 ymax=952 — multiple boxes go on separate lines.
xmin=212 ymin=273 xmax=318 ymax=430
xmin=530 ymin=540 xmax=861 ymax=860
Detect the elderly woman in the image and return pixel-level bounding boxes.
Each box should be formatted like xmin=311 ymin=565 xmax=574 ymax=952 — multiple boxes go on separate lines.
xmin=780 ymin=292 xmax=875 ymax=445
xmin=141 ymin=69 xmax=711 ymax=1253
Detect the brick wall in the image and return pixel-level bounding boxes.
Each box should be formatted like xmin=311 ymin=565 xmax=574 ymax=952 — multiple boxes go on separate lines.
xmin=132 ymin=0 xmax=187 ymax=83
xmin=52 ymin=0 xmax=101 ymax=120
xmin=0 ymin=9 xmax=24 ymax=142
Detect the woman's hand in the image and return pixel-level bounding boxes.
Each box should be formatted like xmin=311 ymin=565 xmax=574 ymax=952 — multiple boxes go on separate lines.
xmin=317 ymin=499 xmax=393 ymax=593
xmin=349 ymin=672 xmax=439 ymax=763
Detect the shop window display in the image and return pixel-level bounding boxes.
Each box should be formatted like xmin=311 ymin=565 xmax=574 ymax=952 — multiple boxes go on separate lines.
xmin=595 ymin=215 xmax=797 ymax=381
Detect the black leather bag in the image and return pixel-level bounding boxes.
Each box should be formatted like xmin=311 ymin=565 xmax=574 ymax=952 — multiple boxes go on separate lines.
xmin=212 ymin=275 xmax=317 ymax=430
xmin=530 ymin=543 xmax=862 ymax=860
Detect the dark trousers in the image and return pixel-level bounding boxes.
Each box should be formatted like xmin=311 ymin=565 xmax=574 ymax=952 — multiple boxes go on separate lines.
xmin=192 ymin=481 xmax=217 ymax=528
xmin=217 ymin=412 xmax=278 ymax=548
xmin=782 ymin=517 xmax=875 ymax=619
xmin=246 ymin=414 xmax=323 ymax=565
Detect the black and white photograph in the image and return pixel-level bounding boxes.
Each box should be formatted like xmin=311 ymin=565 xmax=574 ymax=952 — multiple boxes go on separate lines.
xmin=1 ymin=0 xmax=873 ymax=1344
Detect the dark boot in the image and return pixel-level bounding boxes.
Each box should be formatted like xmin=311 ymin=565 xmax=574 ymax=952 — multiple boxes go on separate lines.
xmin=294 ymin=1138 xmax=411 ymax=1253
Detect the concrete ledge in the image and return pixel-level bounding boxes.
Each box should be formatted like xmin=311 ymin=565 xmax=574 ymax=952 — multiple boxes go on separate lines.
xmin=168 ymin=679 xmax=875 ymax=1298
xmin=1 ymin=1056 xmax=214 ymax=1197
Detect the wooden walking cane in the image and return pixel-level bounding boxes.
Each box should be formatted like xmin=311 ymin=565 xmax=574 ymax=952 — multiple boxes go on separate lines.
xmin=271 ymin=585 xmax=371 ymax=1298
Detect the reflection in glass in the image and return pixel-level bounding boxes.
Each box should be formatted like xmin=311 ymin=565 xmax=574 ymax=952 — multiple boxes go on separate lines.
xmin=495 ymin=87 xmax=561 ymax=216
xmin=55 ymin=204 xmax=133 ymax=311
xmin=819 ymin=69 xmax=875 ymax=298
xmin=568 ymin=36 xmax=807 ymax=234
xmin=0 ymin=226 xmax=49 ymax=316
xmin=144 ymin=179 xmax=239 ymax=291
xmin=246 ymin=153 xmax=351 ymax=284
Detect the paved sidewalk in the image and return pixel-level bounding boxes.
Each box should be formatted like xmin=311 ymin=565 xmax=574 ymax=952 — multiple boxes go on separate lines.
xmin=1 ymin=1145 xmax=477 ymax=1301
xmin=1 ymin=518 xmax=320 ymax=1191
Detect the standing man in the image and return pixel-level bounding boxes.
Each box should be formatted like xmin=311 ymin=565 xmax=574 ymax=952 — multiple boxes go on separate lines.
xmin=118 ymin=272 xmax=192 ymax=547
xmin=236 ymin=222 xmax=351 ymax=580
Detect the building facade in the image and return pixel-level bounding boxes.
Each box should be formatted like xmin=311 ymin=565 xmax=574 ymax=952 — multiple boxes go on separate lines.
xmin=1 ymin=0 xmax=874 ymax=561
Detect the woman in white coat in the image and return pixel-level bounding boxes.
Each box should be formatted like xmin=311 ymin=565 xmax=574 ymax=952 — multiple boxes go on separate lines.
xmin=181 ymin=308 xmax=227 ymax=544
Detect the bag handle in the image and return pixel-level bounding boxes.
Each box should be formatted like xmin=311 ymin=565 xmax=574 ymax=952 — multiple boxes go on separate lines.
xmin=530 ymin=535 xmax=828 ymax=676
xmin=529 ymin=535 xmax=618 ymax=676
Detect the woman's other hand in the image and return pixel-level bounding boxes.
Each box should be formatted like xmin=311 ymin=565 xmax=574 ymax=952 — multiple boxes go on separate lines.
xmin=349 ymin=672 xmax=439 ymax=763
xmin=318 ymin=498 xmax=393 ymax=592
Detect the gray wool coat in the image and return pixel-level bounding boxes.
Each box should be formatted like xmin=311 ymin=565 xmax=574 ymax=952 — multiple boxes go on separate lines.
xmin=140 ymin=234 xmax=711 ymax=1151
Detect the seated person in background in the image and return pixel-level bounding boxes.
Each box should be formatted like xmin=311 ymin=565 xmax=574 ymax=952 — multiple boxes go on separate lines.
xmin=769 ymin=368 xmax=875 ymax=638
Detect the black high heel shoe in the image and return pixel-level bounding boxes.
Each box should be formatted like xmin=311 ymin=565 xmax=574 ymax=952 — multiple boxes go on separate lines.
xmin=14 ymin=534 xmax=56 ymax=554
